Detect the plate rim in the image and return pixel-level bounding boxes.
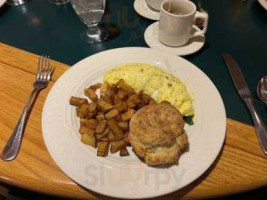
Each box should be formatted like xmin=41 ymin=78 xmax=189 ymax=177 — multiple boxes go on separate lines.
xmin=42 ymin=47 xmax=226 ymax=199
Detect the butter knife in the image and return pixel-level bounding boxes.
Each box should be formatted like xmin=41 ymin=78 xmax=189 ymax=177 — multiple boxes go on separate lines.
xmin=222 ymin=53 xmax=267 ymax=156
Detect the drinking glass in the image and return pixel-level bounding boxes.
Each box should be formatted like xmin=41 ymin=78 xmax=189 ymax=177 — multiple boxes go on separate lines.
xmin=6 ymin=0 xmax=29 ymax=6
xmin=70 ymin=0 xmax=108 ymax=44
xmin=48 ymin=0 xmax=69 ymax=5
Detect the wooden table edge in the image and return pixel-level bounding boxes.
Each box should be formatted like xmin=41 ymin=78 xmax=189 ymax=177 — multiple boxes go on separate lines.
xmin=0 ymin=42 xmax=266 ymax=200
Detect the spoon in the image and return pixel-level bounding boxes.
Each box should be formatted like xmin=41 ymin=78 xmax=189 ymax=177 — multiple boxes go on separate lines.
xmin=257 ymin=76 xmax=267 ymax=106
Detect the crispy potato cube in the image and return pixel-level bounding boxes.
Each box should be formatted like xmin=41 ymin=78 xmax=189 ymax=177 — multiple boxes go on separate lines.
xmin=80 ymin=119 xmax=98 ymax=130
xmin=79 ymin=126 xmax=94 ymax=136
xmin=127 ymin=94 xmax=141 ymax=108
xmin=123 ymin=132 xmax=130 ymax=143
xmin=127 ymin=100 xmax=136 ymax=108
xmin=107 ymin=119 xmax=124 ymax=140
xmin=114 ymin=113 xmax=122 ymax=122
xmin=108 ymin=130 xmax=116 ymax=141
xmin=97 ymin=99 xmax=113 ymax=112
xmin=101 ymin=95 xmax=113 ymax=105
xmin=95 ymin=120 xmax=107 ymax=134
xmin=115 ymin=102 xmax=128 ymax=112
xmin=88 ymin=102 xmax=97 ymax=112
xmin=96 ymin=127 xmax=109 ymax=140
xmin=89 ymin=83 xmax=102 ymax=91
xmin=117 ymin=89 xmax=128 ymax=100
xmin=118 ymin=122 xmax=129 ymax=131
xmin=100 ymin=82 xmax=109 ymax=96
xmin=114 ymin=95 xmax=122 ymax=105
xmin=141 ymin=93 xmax=151 ymax=104
xmin=105 ymin=109 xmax=119 ymax=119
xmin=110 ymin=84 xmax=119 ymax=94
xmin=86 ymin=111 xmax=97 ymax=119
xmin=120 ymin=147 xmax=129 ymax=156
xmin=97 ymin=142 xmax=109 ymax=157
xmin=105 ymin=88 xmax=114 ymax=98
xmin=117 ymin=79 xmax=135 ymax=94
xmin=121 ymin=109 xmax=135 ymax=121
xmin=129 ymin=94 xmax=141 ymax=104
xmin=96 ymin=113 xmax=105 ymax=122
xmin=110 ymin=140 xmax=126 ymax=153
xmin=76 ymin=104 xmax=89 ymax=118
xmin=70 ymin=96 xmax=88 ymax=106
xmin=81 ymin=133 xmax=97 ymax=148
xmin=84 ymin=88 xmax=98 ymax=102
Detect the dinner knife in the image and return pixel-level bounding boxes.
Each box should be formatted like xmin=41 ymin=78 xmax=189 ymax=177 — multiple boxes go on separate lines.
xmin=222 ymin=53 xmax=267 ymax=156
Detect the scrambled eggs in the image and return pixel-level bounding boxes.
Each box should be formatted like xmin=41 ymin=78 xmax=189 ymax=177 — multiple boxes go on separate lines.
xmin=103 ymin=63 xmax=194 ymax=116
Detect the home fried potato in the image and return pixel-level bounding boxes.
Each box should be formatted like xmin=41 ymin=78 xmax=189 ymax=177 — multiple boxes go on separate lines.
xmin=117 ymin=89 xmax=128 ymax=100
xmin=96 ymin=127 xmax=109 ymax=139
xmin=120 ymin=147 xmax=129 ymax=156
xmin=118 ymin=122 xmax=129 ymax=131
xmin=81 ymin=133 xmax=97 ymax=148
xmin=79 ymin=126 xmax=94 ymax=136
xmin=123 ymin=132 xmax=130 ymax=144
xmin=89 ymin=83 xmax=102 ymax=91
xmin=105 ymin=109 xmax=119 ymax=119
xmin=97 ymin=99 xmax=113 ymax=112
xmin=100 ymin=82 xmax=109 ymax=96
xmin=70 ymin=78 xmax=155 ymax=157
xmin=95 ymin=120 xmax=107 ymax=134
xmin=114 ymin=113 xmax=122 ymax=122
xmin=115 ymin=102 xmax=128 ymax=112
xmin=96 ymin=113 xmax=105 ymax=122
xmin=121 ymin=109 xmax=135 ymax=121
xmin=117 ymin=79 xmax=135 ymax=94
xmin=108 ymin=130 xmax=116 ymax=141
xmin=76 ymin=103 xmax=89 ymax=118
xmin=84 ymin=88 xmax=98 ymax=102
xmin=86 ymin=111 xmax=97 ymax=119
xmin=107 ymin=119 xmax=124 ymax=140
xmin=97 ymin=142 xmax=109 ymax=157
xmin=80 ymin=119 xmax=98 ymax=130
xmin=113 ymin=95 xmax=122 ymax=105
xmin=110 ymin=140 xmax=126 ymax=153
xmin=88 ymin=102 xmax=97 ymax=112
xmin=70 ymin=96 xmax=88 ymax=106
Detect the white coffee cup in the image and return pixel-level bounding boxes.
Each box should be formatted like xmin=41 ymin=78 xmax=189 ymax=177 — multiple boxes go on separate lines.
xmin=158 ymin=0 xmax=209 ymax=47
xmin=145 ymin=0 xmax=164 ymax=11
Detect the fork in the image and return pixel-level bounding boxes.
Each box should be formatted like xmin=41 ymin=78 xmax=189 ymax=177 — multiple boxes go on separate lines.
xmin=1 ymin=56 xmax=53 ymax=161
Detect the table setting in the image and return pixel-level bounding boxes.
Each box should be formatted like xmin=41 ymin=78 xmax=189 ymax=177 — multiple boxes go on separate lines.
xmin=0 ymin=0 xmax=266 ymax=199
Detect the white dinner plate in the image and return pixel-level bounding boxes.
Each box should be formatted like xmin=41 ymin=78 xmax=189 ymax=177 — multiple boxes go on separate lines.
xmin=258 ymin=0 xmax=267 ymax=10
xmin=42 ymin=47 xmax=226 ymax=199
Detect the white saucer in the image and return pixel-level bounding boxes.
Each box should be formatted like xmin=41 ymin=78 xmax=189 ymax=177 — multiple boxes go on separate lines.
xmin=144 ymin=22 xmax=205 ymax=56
xmin=134 ymin=0 xmax=160 ymax=20
xmin=0 ymin=0 xmax=7 ymax=7
xmin=258 ymin=0 xmax=267 ymax=10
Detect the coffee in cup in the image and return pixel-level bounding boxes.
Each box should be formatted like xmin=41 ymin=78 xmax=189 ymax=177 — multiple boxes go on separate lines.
xmin=158 ymin=0 xmax=209 ymax=47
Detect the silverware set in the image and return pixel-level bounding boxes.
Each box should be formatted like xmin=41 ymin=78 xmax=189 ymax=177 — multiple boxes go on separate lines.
xmin=223 ymin=54 xmax=267 ymax=156
xmin=1 ymin=56 xmax=53 ymax=161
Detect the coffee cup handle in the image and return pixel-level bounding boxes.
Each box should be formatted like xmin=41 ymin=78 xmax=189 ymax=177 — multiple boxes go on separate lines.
xmin=190 ymin=11 xmax=209 ymax=38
